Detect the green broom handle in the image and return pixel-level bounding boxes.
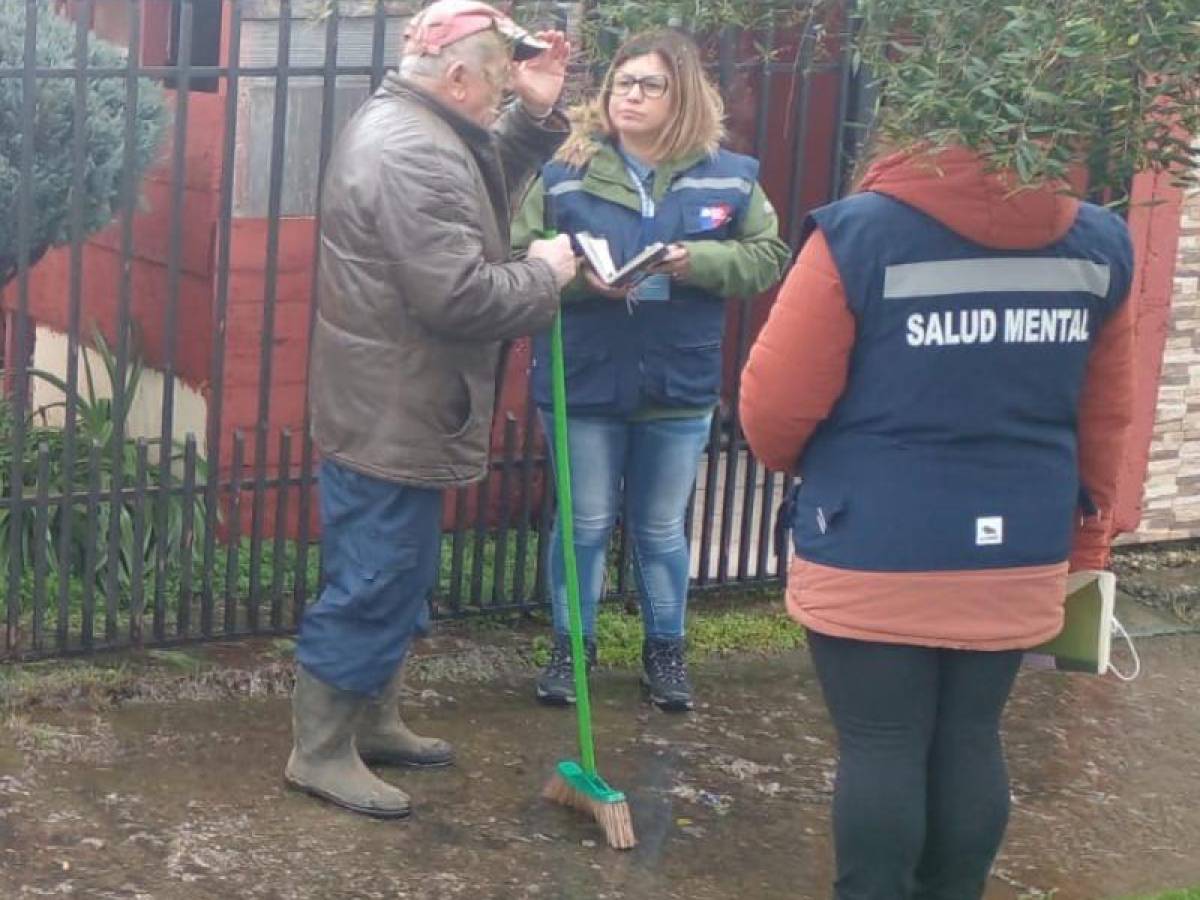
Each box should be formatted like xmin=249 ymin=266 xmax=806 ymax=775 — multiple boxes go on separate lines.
xmin=549 ymin=308 xmax=598 ymax=776
xmin=537 ymin=205 xmax=598 ymax=777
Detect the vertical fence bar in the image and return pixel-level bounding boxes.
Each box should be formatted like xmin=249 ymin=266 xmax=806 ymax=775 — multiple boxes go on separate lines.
xmin=470 ymin=478 xmax=490 ymax=608
xmin=717 ymin=25 xmax=737 ymax=96
xmin=533 ymin=440 xmax=556 ymax=608
xmin=247 ymin=0 xmax=293 ymax=634
xmin=271 ymin=429 xmax=292 ymax=629
xmin=734 ymin=300 xmax=758 ymax=581
xmin=742 ymin=24 xmax=776 ymax=583
xmin=81 ymin=441 xmax=102 ymax=651
xmin=31 ymin=444 xmax=51 ymax=654
xmin=105 ymin=479 xmax=119 ymax=645
xmin=712 ymin=26 xmax=741 ymax=586
xmin=697 ymin=0 xmax=731 ymax=581
xmin=828 ymin=10 xmax=860 ymax=202
xmin=492 ymin=417 xmax=517 ymax=608
xmin=104 ymin=0 xmax=143 ymax=645
xmin=511 ymin=394 xmax=538 ymax=610
xmin=718 ymin=376 xmax=743 ymax=584
xmin=756 ymin=27 xmax=782 ymax=583
xmin=6 ymin=0 xmax=39 ymax=656
xmin=177 ymin=435 xmax=198 ymax=638
xmin=695 ymin=417 xmax=722 ymax=586
xmin=131 ymin=440 xmax=149 ymax=648
xmin=683 ymin=483 xmax=697 ymax=586
xmin=614 ymin=500 xmax=631 ymax=602
xmin=154 ymin=0 xmax=194 ymax=640
xmin=224 ymin=431 xmax=246 ymax=634
xmin=295 ymin=0 xmax=342 ymax=623
xmin=201 ymin=0 xmax=243 ymax=638
xmin=754 ymin=25 xmax=775 ymax=159
xmin=840 ymin=14 xmax=869 ymax=202
xmin=718 ymin=425 xmax=742 ymax=583
xmin=786 ymin=27 xmax=816 ymax=250
xmin=757 ymin=459 xmax=779 ymax=579
xmin=369 ymin=0 xmax=388 ymax=92
xmin=448 ymin=487 xmax=469 ymax=614
xmin=775 ymin=474 xmax=794 ymax=580
xmin=56 ymin=0 xmax=93 ymax=655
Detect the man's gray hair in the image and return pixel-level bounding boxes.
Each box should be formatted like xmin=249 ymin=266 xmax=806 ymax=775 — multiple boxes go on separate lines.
xmin=399 ymin=29 xmax=508 ymax=81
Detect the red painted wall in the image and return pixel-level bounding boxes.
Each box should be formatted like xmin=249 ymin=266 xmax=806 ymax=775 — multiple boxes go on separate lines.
xmin=216 ymin=217 xmax=320 ymax=539
xmin=6 ymin=92 xmax=225 ymax=388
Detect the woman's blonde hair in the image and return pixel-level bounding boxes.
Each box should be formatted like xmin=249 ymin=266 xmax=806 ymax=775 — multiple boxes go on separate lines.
xmin=557 ymin=30 xmax=725 ymax=167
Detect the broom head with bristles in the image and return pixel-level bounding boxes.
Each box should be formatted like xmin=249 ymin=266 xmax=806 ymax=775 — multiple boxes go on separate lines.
xmin=543 ymin=759 xmax=636 ymax=850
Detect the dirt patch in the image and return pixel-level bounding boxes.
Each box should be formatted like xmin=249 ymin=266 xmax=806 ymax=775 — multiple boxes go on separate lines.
xmin=2 ymin=635 xmax=1199 ymax=899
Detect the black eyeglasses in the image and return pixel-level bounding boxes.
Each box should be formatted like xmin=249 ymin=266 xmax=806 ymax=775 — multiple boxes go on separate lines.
xmin=611 ymin=74 xmax=669 ymax=99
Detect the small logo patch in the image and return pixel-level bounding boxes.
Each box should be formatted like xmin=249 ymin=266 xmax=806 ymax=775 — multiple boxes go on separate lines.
xmin=976 ymin=516 xmax=1004 ymax=546
xmin=694 ymin=203 xmax=734 ymax=230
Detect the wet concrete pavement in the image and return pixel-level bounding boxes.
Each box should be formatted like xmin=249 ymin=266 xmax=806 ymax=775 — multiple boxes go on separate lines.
xmin=1 ymin=633 xmax=1198 ymax=900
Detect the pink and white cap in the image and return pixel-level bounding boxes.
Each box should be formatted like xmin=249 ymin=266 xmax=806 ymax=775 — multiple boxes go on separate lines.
xmin=404 ymin=0 xmax=550 ymax=61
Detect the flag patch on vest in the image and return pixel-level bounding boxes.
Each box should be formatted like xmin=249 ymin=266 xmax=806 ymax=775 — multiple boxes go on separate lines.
xmin=693 ymin=203 xmax=734 ymax=230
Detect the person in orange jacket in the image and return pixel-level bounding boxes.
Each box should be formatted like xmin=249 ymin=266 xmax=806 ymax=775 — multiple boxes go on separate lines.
xmin=740 ymin=144 xmax=1135 ymax=899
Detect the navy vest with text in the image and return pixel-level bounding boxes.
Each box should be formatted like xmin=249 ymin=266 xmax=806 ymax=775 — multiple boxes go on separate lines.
xmin=789 ymin=192 xmax=1133 ymax=572
xmin=532 ymin=147 xmax=761 ymax=416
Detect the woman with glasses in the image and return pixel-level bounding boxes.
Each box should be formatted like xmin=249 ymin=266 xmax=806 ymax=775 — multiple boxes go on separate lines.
xmin=513 ymin=29 xmax=790 ymax=711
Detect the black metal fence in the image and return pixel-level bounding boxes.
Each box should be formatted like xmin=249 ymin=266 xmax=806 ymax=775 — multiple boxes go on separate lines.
xmin=0 ymin=0 xmax=866 ymax=659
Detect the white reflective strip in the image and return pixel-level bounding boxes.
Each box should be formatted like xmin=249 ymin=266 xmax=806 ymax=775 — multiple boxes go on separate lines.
xmin=546 ymin=179 xmax=586 ymax=197
xmin=883 ymin=258 xmax=1111 ymax=300
xmin=670 ymin=176 xmax=754 ymax=194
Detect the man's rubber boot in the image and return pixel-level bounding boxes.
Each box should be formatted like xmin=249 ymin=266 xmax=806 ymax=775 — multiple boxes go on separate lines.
xmin=356 ymin=663 xmax=454 ymax=768
xmin=284 ymin=666 xmax=412 ymax=819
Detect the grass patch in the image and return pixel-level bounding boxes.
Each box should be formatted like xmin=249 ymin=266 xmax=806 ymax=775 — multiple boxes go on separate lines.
xmin=0 ymin=589 xmax=793 ymax=710
xmin=530 ymin=603 xmax=803 ymax=668
xmin=11 ymin=531 xmax=543 ymax=636
xmin=0 ymin=659 xmax=138 ymax=712
xmin=266 ymin=637 xmax=297 ymax=659
xmin=1130 ymin=890 xmax=1200 ymax=900
xmin=12 ymin=528 xmax=776 ymax=653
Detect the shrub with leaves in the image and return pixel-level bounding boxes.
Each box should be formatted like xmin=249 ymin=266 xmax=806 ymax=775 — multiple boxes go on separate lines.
xmin=852 ymin=0 xmax=1200 ymax=199
xmin=0 ymin=0 xmax=168 ymax=288
xmin=583 ymin=0 xmax=806 ymax=45
xmin=0 ymin=329 xmax=208 ymax=604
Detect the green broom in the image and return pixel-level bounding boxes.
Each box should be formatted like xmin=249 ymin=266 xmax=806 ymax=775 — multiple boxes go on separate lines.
xmin=539 ymin=236 xmax=635 ymax=850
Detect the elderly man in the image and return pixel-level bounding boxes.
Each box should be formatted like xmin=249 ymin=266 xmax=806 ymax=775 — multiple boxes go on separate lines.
xmin=287 ymin=0 xmax=577 ymax=818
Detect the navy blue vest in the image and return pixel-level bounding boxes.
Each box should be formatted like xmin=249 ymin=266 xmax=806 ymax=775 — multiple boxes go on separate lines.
xmin=789 ymin=193 xmax=1133 ymax=572
xmin=531 ymin=147 xmax=760 ymax=415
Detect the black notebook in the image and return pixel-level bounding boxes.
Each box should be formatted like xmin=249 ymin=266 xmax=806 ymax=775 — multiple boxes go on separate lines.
xmin=575 ymin=232 xmax=669 ymax=288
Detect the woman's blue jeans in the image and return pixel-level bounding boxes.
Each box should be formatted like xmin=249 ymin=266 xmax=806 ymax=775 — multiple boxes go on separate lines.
xmin=541 ymin=412 xmax=713 ymax=640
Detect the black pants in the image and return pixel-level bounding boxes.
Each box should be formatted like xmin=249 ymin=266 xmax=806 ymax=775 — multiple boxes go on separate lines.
xmin=808 ymin=630 xmax=1023 ymax=900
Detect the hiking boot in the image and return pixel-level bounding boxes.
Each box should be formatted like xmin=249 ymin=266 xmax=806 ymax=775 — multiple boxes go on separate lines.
xmin=357 ymin=662 xmax=454 ymax=769
xmin=642 ymin=636 xmax=693 ymax=712
xmin=284 ymin=666 xmax=412 ymax=819
xmin=535 ymin=633 xmax=597 ymax=706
